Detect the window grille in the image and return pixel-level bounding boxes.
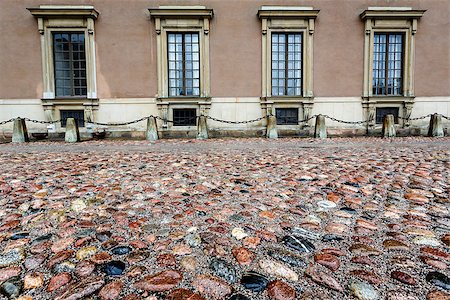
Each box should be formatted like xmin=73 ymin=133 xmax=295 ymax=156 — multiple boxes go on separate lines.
xmin=173 ymin=109 xmax=197 ymax=126
xmin=276 ymin=108 xmax=299 ymax=125
xmin=271 ymin=33 xmax=302 ymax=96
xmin=168 ymin=33 xmax=200 ymax=96
xmin=376 ymin=107 xmax=399 ymax=124
xmin=53 ymin=32 xmax=87 ymax=97
xmin=60 ymin=110 xmax=85 ymax=127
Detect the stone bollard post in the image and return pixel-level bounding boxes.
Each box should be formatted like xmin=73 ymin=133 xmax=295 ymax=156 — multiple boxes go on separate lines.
xmin=12 ymin=118 xmax=29 ymax=143
xmin=382 ymin=114 xmax=396 ymax=138
xmin=266 ymin=115 xmax=278 ymax=139
xmin=65 ymin=118 xmax=80 ymax=143
xmin=428 ymin=113 xmax=444 ymax=137
xmin=197 ymin=115 xmax=208 ymax=140
xmin=145 ymin=117 xmax=159 ymax=141
xmin=314 ymin=115 xmax=327 ymax=139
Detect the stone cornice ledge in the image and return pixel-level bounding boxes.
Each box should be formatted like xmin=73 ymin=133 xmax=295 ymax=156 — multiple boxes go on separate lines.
xmin=258 ymin=6 xmax=319 ymax=19
xmin=149 ymin=7 xmax=214 ymax=19
xmin=27 ymin=5 xmax=99 ymax=19
xmin=360 ymin=8 xmax=425 ymax=20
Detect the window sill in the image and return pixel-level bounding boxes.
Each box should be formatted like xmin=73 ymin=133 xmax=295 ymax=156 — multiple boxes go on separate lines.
xmin=157 ymin=96 xmax=211 ymax=104
xmin=363 ymin=95 xmax=414 ymax=103
xmin=261 ymin=96 xmax=314 ymax=104
xmin=41 ymin=98 xmax=99 ymax=106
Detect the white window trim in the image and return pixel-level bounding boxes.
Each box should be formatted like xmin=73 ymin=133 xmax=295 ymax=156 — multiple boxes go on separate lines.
xmin=258 ymin=6 xmax=319 ymax=100
xmin=361 ymin=8 xmax=425 ymax=99
xmin=149 ymin=6 xmax=213 ymax=100
xmin=28 ymin=5 xmax=99 ymax=100
xmin=258 ymin=6 xmax=319 ymax=127
xmin=360 ymin=8 xmax=425 ymax=128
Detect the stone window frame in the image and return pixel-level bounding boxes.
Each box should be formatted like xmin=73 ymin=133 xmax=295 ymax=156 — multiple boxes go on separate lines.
xmin=149 ymin=6 xmax=213 ymax=130
xmin=28 ymin=5 xmax=99 ymax=101
xmin=360 ymin=7 xmax=425 ymax=127
xmin=258 ymin=6 xmax=319 ymax=126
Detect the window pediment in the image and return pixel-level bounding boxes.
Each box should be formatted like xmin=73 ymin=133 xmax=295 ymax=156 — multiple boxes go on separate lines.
xmin=149 ymin=6 xmax=213 ymax=20
xmin=27 ymin=5 xmax=99 ymax=19
xmin=360 ymin=8 xmax=425 ymax=21
xmin=258 ymin=7 xmax=319 ymax=20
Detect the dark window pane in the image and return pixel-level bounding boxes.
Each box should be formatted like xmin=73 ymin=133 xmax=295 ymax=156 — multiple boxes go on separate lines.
xmin=276 ymin=108 xmax=298 ymax=125
xmin=372 ymin=33 xmax=403 ymax=96
xmin=376 ymin=107 xmax=399 ymax=124
xmin=167 ymin=33 xmax=200 ymax=97
xmin=173 ymin=109 xmax=196 ymax=126
xmin=60 ymin=110 xmax=85 ymax=127
xmin=53 ymin=32 xmax=87 ymax=97
xmin=271 ymin=33 xmax=302 ymax=96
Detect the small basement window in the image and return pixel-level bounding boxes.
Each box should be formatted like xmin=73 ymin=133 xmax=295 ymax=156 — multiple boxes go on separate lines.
xmin=61 ymin=110 xmax=85 ymax=127
xmin=276 ymin=108 xmax=299 ymax=125
xmin=376 ymin=107 xmax=399 ymax=124
xmin=173 ymin=109 xmax=197 ymax=126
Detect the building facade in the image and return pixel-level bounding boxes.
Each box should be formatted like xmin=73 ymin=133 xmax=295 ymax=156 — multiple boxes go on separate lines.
xmin=1 ymin=0 xmax=449 ymax=138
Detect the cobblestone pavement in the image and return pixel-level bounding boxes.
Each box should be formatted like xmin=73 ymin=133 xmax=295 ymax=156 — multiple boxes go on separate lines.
xmin=0 ymin=137 xmax=449 ymax=300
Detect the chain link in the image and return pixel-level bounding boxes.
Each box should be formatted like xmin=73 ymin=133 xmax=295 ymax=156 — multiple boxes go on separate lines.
xmin=1 ymin=113 xmax=449 ymax=127
xmin=320 ymin=114 xmax=374 ymax=124
xmin=398 ymin=114 xmax=433 ymax=121
xmin=86 ymin=116 xmax=150 ymax=126
xmin=0 ymin=118 xmax=15 ymax=125
xmin=24 ymin=118 xmax=61 ymax=124
xmin=206 ymin=115 xmax=270 ymax=124
xmin=297 ymin=115 xmax=318 ymax=124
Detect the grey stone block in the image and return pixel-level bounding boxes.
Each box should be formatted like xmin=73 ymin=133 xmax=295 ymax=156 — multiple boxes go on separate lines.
xmin=65 ymin=118 xmax=80 ymax=143
xmin=12 ymin=118 xmax=29 ymax=143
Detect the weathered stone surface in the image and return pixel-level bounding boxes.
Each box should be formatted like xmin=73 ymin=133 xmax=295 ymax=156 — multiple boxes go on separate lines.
xmin=426 ymin=272 xmax=449 ymax=290
xmin=0 ymin=266 xmax=21 ymax=283
xmin=55 ymin=277 xmax=104 ymax=300
xmin=99 ymin=280 xmax=123 ymax=300
xmin=267 ymin=280 xmax=296 ymax=300
xmin=349 ymin=244 xmax=381 ymax=256
xmin=210 ymin=258 xmax=237 ymax=283
xmin=282 ymin=236 xmax=315 ymax=253
xmin=259 ymin=258 xmax=298 ymax=281
xmin=133 ymin=270 xmax=182 ymax=292
xmin=348 ymin=280 xmax=380 ymax=300
xmin=0 ymin=277 xmax=22 ymax=299
xmin=349 ymin=269 xmax=382 ymax=285
xmin=47 ymin=272 xmax=72 ymax=292
xmin=166 ymin=288 xmax=205 ymax=300
xmin=241 ymin=272 xmax=269 ymax=292
xmin=382 ymin=239 xmax=409 ymax=251
xmin=304 ymin=266 xmax=343 ymax=292
xmin=314 ymin=253 xmax=340 ymax=271
xmin=0 ymin=249 xmax=25 ymax=268
xmin=102 ymin=260 xmax=126 ymax=276
xmin=391 ymin=271 xmax=417 ymax=285
xmin=192 ymin=274 xmax=232 ymax=300
xmin=232 ymin=247 xmax=255 ymax=265
xmin=426 ymin=290 xmax=450 ymax=300
xmin=24 ymin=272 xmax=44 ymax=289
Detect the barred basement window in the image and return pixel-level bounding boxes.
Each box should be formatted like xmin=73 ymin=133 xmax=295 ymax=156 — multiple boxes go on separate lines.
xmin=54 ymin=32 xmax=87 ymax=97
xmin=168 ymin=33 xmax=200 ymax=97
xmin=60 ymin=110 xmax=85 ymax=127
xmin=276 ymin=108 xmax=299 ymax=125
xmin=376 ymin=107 xmax=399 ymax=124
xmin=271 ymin=33 xmax=302 ymax=96
xmin=173 ymin=109 xmax=196 ymax=126
xmin=372 ymin=33 xmax=403 ymax=96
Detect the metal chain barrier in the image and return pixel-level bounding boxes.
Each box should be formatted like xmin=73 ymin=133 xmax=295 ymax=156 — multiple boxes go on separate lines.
xmin=1 ymin=113 xmax=449 ymax=126
xmin=206 ymin=115 xmax=270 ymax=124
xmin=320 ymin=114 xmax=374 ymax=124
xmin=24 ymin=118 xmax=61 ymax=124
xmin=398 ymin=114 xmax=433 ymax=121
xmin=0 ymin=118 xmax=15 ymax=125
xmin=86 ymin=116 xmax=150 ymax=126
xmin=297 ymin=115 xmax=319 ymax=124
